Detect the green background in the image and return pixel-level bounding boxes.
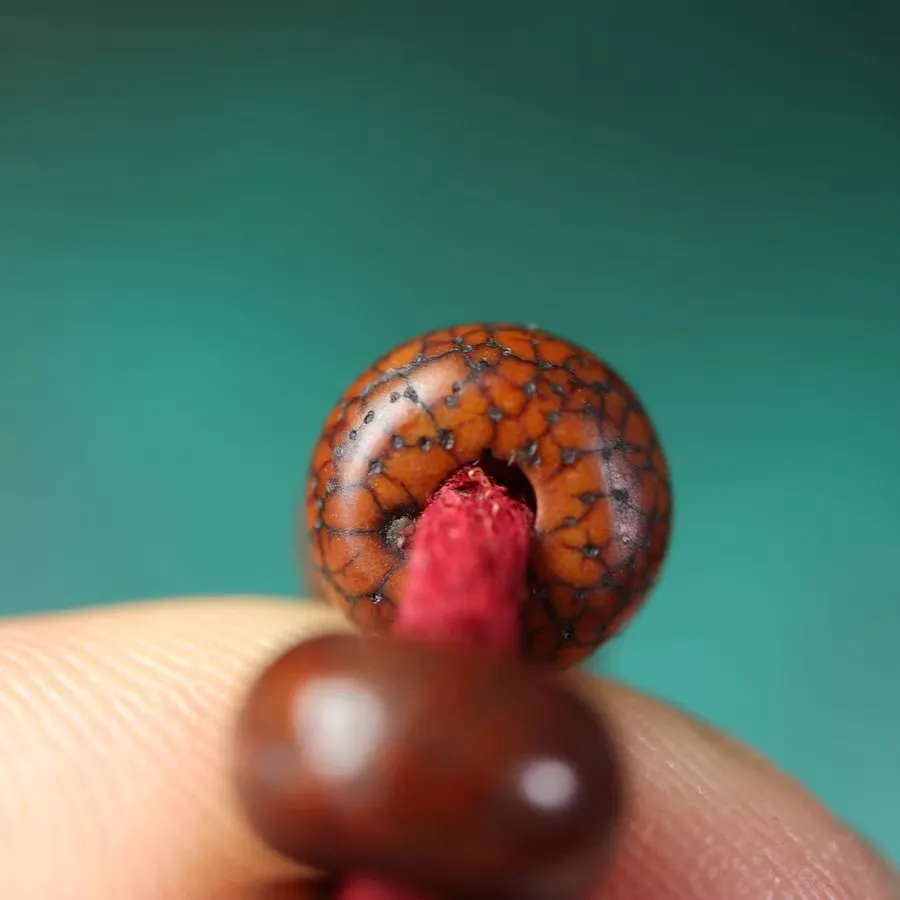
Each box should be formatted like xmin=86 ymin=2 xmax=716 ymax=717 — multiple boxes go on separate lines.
xmin=2 ymin=1 xmax=898 ymax=860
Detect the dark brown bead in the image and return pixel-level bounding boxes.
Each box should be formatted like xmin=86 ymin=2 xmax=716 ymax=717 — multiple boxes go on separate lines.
xmin=304 ymin=323 xmax=672 ymax=666
xmin=235 ymin=634 xmax=622 ymax=900
xmin=251 ymin=880 xmax=337 ymax=900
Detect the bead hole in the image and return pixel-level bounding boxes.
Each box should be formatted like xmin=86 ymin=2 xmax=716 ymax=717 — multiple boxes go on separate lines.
xmin=475 ymin=451 xmax=537 ymax=516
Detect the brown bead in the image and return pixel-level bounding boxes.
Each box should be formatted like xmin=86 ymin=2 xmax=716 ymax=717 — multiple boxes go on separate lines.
xmin=251 ymin=880 xmax=337 ymax=900
xmin=304 ymin=324 xmax=672 ymax=665
xmin=235 ymin=633 xmax=622 ymax=900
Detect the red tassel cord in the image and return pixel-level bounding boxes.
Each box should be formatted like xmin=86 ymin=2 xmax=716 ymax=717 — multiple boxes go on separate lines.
xmin=338 ymin=465 xmax=535 ymax=900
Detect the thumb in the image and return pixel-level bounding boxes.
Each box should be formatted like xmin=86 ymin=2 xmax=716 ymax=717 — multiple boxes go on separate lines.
xmin=1 ymin=597 xmax=345 ymax=900
xmin=0 ymin=597 xmax=894 ymax=900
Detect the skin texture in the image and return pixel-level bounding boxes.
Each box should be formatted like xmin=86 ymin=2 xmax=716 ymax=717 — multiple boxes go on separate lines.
xmin=305 ymin=324 xmax=672 ymax=665
xmin=0 ymin=597 xmax=895 ymax=900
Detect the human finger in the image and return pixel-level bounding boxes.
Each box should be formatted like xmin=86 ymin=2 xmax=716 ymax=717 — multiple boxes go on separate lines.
xmin=0 ymin=597 xmax=893 ymax=900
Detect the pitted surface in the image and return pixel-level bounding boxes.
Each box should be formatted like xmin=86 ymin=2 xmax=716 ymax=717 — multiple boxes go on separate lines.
xmin=304 ymin=324 xmax=672 ymax=665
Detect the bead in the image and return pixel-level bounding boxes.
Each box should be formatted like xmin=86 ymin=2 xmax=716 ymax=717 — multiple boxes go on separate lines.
xmin=252 ymin=881 xmax=336 ymax=899
xmin=305 ymin=324 xmax=672 ymax=665
xmin=235 ymin=633 xmax=622 ymax=900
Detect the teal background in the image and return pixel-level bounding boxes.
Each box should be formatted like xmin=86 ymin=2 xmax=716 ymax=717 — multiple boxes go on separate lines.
xmin=1 ymin=1 xmax=898 ymax=860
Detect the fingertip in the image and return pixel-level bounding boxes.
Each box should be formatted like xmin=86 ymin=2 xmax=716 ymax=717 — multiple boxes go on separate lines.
xmin=579 ymin=678 xmax=896 ymax=900
xmin=0 ymin=596 xmax=350 ymax=900
xmin=1 ymin=598 xmax=892 ymax=900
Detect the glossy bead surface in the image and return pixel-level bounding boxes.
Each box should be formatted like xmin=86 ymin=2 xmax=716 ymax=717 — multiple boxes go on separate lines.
xmin=305 ymin=323 xmax=672 ymax=665
xmin=235 ymin=633 xmax=621 ymax=900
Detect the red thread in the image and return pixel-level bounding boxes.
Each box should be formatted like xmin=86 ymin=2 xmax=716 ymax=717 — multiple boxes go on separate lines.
xmin=338 ymin=464 xmax=534 ymax=900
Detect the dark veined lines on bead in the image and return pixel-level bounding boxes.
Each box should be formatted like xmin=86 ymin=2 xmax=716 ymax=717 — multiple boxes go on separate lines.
xmin=308 ymin=324 xmax=668 ymax=647
xmin=304 ymin=323 xmax=672 ymax=664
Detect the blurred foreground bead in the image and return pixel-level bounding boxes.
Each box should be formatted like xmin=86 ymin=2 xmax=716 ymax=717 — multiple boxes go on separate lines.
xmin=235 ymin=633 xmax=621 ymax=900
xmin=252 ymin=880 xmax=337 ymax=900
xmin=305 ymin=323 xmax=672 ymax=665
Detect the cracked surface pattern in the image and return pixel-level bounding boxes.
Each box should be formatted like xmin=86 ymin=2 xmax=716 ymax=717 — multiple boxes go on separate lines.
xmin=304 ymin=324 xmax=672 ymax=665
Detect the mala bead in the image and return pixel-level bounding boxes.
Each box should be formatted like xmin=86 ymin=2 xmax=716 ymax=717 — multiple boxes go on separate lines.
xmin=252 ymin=882 xmax=337 ymax=899
xmin=235 ymin=633 xmax=622 ymax=900
xmin=305 ymin=323 xmax=672 ymax=665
